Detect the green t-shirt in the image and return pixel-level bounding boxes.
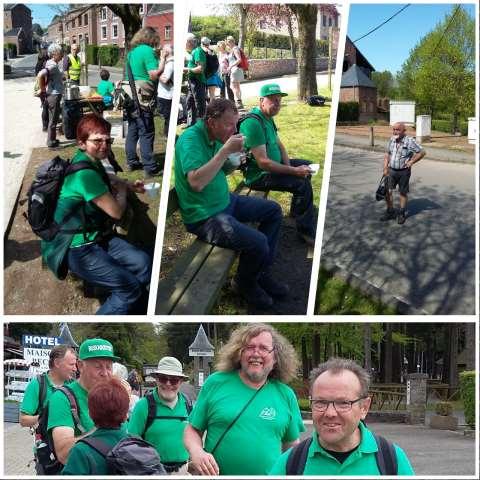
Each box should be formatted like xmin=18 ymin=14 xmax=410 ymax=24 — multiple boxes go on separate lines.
xmin=61 ymin=427 xmax=128 ymax=475
xmin=174 ymin=120 xmax=230 ymax=224
xmin=127 ymin=389 xmax=189 ymax=463
xmin=55 ymin=149 xmax=110 ymax=248
xmin=127 ymin=44 xmax=158 ymax=82
xmin=239 ymin=107 xmax=283 ymax=185
xmin=189 ymin=371 xmax=305 ymax=475
xmin=187 ymin=46 xmax=207 ymax=84
xmin=47 ymin=380 xmax=94 ymax=436
xmin=20 ymin=373 xmax=71 ymax=415
xmin=268 ymin=422 xmax=415 ymax=476
xmin=96 ymin=79 xmax=114 ymax=97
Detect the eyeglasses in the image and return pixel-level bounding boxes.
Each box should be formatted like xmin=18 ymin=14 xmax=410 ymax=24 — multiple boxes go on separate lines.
xmin=309 ymin=397 xmax=367 ymax=413
xmin=87 ymin=138 xmax=114 ymax=146
xmin=156 ymin=375 xmax=183 ymax=386
xmin=243 ymin=344 xmax=275 ymax=356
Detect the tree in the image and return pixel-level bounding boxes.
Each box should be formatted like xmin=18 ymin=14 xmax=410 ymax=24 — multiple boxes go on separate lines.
xmin=103 ymin=4 xmax=142 ymax=50
xmin=287 ymin=4 xmax=318 ymax=100
xmin=371 ymin=70 xmax=396 ymax=98
xmin=396 ymin=6 xmax=475 ymax=130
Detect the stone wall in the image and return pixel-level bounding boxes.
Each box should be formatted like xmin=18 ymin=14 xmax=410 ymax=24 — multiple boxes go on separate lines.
xmin=248 ymin=56 xmax=333 ymax=80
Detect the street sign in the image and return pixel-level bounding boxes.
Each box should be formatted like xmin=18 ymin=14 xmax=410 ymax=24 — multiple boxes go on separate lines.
xmin=22 ymin=335 xmax=60 ymax=348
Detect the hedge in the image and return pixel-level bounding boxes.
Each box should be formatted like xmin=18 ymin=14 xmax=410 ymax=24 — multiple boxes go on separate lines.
xmin=98 ymin=45 xmax=120 ymax=66
xmin=338 ymin=101 xmax=359 ymax=122
xmin=432 ymin=118 xmax=468 ymax=135
xmin=459 ymin=370 xmax=475 ymax=428
xmin=5 ymin=43 xmax=17 ymax=57
xmin=85 ymin=44 xmax=99 ymax=65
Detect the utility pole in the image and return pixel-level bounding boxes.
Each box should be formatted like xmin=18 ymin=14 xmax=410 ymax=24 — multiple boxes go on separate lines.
xmin=327 ymin=26 xmax=333 ymax=91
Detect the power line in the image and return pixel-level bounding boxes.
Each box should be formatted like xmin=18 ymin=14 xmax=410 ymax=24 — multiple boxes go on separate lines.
xmin=431 ymin=4 xmax=462 ymax=57
xmin=352 ymin=4 xmax=411 ymax=43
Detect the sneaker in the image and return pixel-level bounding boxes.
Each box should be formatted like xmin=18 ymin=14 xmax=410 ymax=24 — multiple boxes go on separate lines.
xmin=258 ymin=272 xmax=289 ymax=298
xmin=126 ymin=163 xmax=144 ymax=172
xmin=397 ymin=211 xmax=407 ymax=224
xmin=144 ymin=169 xmax=162 ymax=179
xmin=380 ymin=209 xmax=396 ymax=222
xmin=231 ymin=278 xmax=273 ymax=309
xmin=47 ymin=139 xmax=60 ymax=149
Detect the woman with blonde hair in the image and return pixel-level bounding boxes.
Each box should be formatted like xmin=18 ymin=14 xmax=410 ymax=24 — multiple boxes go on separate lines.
xmin=226 ymin=36 xmax=244 ymax=109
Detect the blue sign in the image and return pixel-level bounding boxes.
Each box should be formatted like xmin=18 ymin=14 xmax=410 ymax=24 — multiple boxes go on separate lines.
xmin=22 ymin=335 xmax=61 ymax=348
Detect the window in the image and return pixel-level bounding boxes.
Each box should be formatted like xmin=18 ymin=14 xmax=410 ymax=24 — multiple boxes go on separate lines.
xmin=78 ymin=15 xmax=82 ymax=27
xmin=164 ymin=25 xmax=171 ymax=40
xmin=334 ymin=16 xmax=338 ymax=27
xmin=322 ymin=15 xmax=326 ymax=27
xmin=259 ymin=19 xmax=266 ymax=29
xmin=101 ymin=7 xmax=107 ymax=21
xmin=72 ymin=18 xmax=75 ymax=28
xmin=85 ymin=34 xmax=89 ymax=44
xmin=79 ymin=34 xmax=83 ymax=43
xmin=84 ymin=13 xmax=88 ymax=25
xmin=139 ymin=5 xmax=144 ymax=14
xmin=112 ymin=24 xmax=118 ymax=39
xmin=328 ymin=17 xmax=332 ymax=27
xmin=101 ymin=25 xmax=107 ymax=40
xmin=66 ymin=22 xmax=69 ymax=32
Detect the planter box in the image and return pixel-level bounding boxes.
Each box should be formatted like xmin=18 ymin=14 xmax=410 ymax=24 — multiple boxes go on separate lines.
xmin=430 ymin=414 xmax=458 ymax=431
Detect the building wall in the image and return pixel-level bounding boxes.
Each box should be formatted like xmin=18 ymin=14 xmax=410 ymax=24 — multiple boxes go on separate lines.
xmin=249 ymin=56 xmax=332 ymax=80
xmin=340 ymin=86 xmax=377 ymax=121
xmin=4 ymin=5 xmax=32 ymax=52
xmin=145 ymin=11 xmax=174 ymax=46
xmin=64 ymin=7 xmax=97 ymax=46
xmin=97 ymin=6 xmax=125 ymax=48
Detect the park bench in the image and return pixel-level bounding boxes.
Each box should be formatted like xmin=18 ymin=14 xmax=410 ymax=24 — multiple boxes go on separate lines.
xmin=155 ymin=181 xmax=269 ymax=315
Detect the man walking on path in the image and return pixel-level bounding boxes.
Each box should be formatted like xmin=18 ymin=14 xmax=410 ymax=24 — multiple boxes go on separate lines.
xmin=381 ymin=122 xmax=425 ymax=224
xmin=239 ymin=84 xmax=316 ymax=245
xmin=184 ymin=323 xmax=304 ymax=475
xmin=63 ymin=43 xmax=82 ymax=85
xmin=269 ymin=358 xmax=414 ymax=476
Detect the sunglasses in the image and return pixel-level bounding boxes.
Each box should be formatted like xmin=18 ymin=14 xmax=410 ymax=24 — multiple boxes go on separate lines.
xmin=156 ymin=375 xmax=183 ymax=385
xmin=87 ymin=138 xmax=114 ymax=146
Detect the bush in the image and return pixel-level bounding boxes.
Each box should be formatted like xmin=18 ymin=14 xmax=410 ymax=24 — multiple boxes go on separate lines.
xmin=435 ymin=401 xmax=453 ymax=416
xmin=337 ymin=101 xmax=359 ymax=122
xmin=5 ymin=42 xmax=17 ymax=57
xmin=298 ymin=398 xmax=310 ymax=411
xmin=288 ymin=377 xmax=309 ymax=398
xmin=432 ymin=118 xmax=469 ymax=135
xmin=98 ymin=45 xmax=120 ymax=66
xmin=459 ymin=370 xmax=475 ymax=428
xmin=86 ymin=44 xmax=99 ymax=65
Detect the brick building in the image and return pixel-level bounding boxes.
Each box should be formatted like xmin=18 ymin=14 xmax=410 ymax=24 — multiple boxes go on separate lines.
xmin=63 ymin=6 xmax=98 ymax=47
xmin=343 ymin=36 xmax=374 ymax=76
xmin=97 ymin=6 xmax=125 ymax=48
xmin=144 ymin=4 xmax=173 ymax=45
xmin=4 ymin=4 xmax=32 ymax=54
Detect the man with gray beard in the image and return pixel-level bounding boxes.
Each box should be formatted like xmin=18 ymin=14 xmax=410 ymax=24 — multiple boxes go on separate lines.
xmin=184 ymin=324 xmax=304 ymax=475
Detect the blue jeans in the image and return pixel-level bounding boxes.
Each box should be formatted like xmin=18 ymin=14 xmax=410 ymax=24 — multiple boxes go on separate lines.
xmin=67 ymin=236 xmax=152 ymax=315
xmin=249 ymin=159 xmax=315 ymax=236
xmin=125 ymin=109 xmax=157 ymax=173
xmin=186 ymin=194 xmax=282 ymax=286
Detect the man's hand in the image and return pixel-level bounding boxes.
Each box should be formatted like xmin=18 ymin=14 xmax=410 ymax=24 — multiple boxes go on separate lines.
xmin=293 ymin=165 xmax=312 ymax=178
xmin=221 ymin=134 xmax=244 ymax=155
xmin=189 ymin=449 xmax=220 ymax=476
xmin=128 ymin=179 xmax=145 ymax=194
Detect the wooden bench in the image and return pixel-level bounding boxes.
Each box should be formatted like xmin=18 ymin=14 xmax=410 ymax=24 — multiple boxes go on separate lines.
xmin=155 ymin=182 xmax=268 ymax=315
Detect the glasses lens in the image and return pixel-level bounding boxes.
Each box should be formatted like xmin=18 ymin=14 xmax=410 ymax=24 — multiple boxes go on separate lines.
xmin=88 ymin=138 xmax=113 ymax=146
xmin=245 ymin=345 xmax=273 ymax=355
xmin=158 ymin=375 xmax=181 ymax=385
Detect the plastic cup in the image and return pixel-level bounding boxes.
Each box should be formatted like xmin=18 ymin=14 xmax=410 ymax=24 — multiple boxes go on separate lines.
xmin=144 ymin=182 xmax=160 ymax=198
xmin=226 ymin=152 xmax=243 ymax=168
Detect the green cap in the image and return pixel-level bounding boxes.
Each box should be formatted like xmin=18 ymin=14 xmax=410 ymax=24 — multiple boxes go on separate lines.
xmin=79 ymin=338 xmax=120 ymax=361
xmin=259 ymin=83 xmax=288 ymax=98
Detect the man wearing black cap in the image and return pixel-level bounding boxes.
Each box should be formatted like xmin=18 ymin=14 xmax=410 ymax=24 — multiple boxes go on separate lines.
xmin=239 ymin=83 xmax=316 ymax=246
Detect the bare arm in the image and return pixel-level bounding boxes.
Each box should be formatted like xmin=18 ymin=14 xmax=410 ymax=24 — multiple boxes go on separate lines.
xmin=282 ymin=438 xmax=300 ymax=452
xmin=52 ymin=426 xmax=75 ymax=465
xmin=383 ymin=152 xmax=390 ymax=176
xmin=19 ymin=413 xmax=39 ymax=428
xmin=406 ymin=149 xmax=426 ymax=167
xmin=91 ymin=185 xmax=127 ymax=220
xmin=250 ymin=145 xmax=311 ymax=177
xmin=37 ymin=69 xmax=48 ymax=92
xmin=184 ymin=424 xmax=219 ymax=475
xmin=277 ymin=138 xmax=290 ymax=165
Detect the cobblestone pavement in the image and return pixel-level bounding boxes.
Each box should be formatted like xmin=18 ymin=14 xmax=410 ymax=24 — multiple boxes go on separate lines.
xmin=3 ymin=422 xmax=36 ymax=476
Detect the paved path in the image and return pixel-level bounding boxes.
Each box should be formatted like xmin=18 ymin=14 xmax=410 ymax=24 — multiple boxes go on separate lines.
xmin=320 ymin=145 xmax=476 ymax=314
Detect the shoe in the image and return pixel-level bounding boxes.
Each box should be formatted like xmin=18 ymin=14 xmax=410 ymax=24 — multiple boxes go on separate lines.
xmin=47 ymin=140 xmax=60 ymax=149
xmin=126 ymin=163 xmax=144 ymax=172
xmin=258 ymin=272 xmax=289 ymax=298
xmin=144 ymin=169 xmax=161 ymax=179
xmin=397 ymin=211 xmax=406 ymax=224
xmin=297 ymin=231 xmax=315 ymax=247
xmin=380 ymin=209 xmax=396 ymax=222
xmin=231 ymin=278 xmax=273 ymax=309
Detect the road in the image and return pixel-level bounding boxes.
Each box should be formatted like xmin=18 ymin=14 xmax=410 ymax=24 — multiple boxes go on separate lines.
xmin=3 ymin=418 xmax=475 ymax=476
xmin=319 ymin=145 xmax=476 ymax=314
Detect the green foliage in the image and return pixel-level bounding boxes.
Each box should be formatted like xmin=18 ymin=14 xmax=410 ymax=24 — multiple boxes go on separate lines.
xmin=371 ymin=70 xmax=396 ymax=98
xmin=432 ymin=118 xmax=468 ymax=135
xmin=190 ymin=16 xmax=238 ymax=44
xmin=5 ymin=43 xmax=17 ymax=56
xmin=7 ymin=323 xmax=56 ymax=340
xmin=98 ymin=45 xmax=120 ymax=66
xmin=435 ymin=401 xmax=453 ymax=416
xmin=459 ymin=370 xmax=475 ymax=428
xmin=298 ymin=398 xmax=310 ymax=411
xmin=337 ymin=102 xmax=359 ymax=122
xmin=85 ymin=44 xmax=99 ymax=64
xmin=288 ymin=376 xmax=309 ymax=398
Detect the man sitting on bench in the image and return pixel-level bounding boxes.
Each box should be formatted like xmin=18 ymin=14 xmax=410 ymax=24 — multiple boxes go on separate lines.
xmin=239 ymin=84 xmax=316 ymax=246
xmin=174 ymin=98 xmax=287 ymax=309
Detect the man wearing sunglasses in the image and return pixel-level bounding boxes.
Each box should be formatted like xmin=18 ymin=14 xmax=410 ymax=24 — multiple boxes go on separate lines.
xmin=269 ymin=358 xmax=414 ymax=475
xmin=128 ymin=357 xmax=191 ymax=475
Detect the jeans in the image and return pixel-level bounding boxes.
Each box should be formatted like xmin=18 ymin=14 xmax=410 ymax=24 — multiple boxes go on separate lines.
xmin=157 ymin=97 xmax=172 ymax=136
xmin=125 ymin=108 xmax=157 ymax=173
xmin=250 ymin=159 xmax=315 ymax=236
xmin=220 ymin=73 xmax=234 ymax=102
xmin=188 ymin=77 xmax=206 ymax=124
xmin=186 ymin=194 xmax=282 ymax=286
xmin=67 ymin=236 xmax=152 ymax=315
xmin=46 ymin=94 xmax=61 ymax=146
xmin=40 ymin=97 xmax=48 ymax=130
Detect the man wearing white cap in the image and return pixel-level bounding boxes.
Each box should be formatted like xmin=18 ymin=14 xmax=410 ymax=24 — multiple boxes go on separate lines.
xmin=184 ymin=32 xmax=207 ymax=123
xmin=128 ymin=356 xmax=192 ymax=475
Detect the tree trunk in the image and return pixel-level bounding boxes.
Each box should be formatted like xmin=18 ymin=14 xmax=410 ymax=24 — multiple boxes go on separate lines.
xmin=465 ymin=323 xmax=475 ymax=370
xmin=288 ymin=4 xmax=318 ymax=100
xmin=383 ymin=323 xmax=393 ymax=383
xmin=287 ymin=15 xmax=296 ymax=58
xmin=238 ymin=5 xmax=249 ymax=50
xmin=448 ymin=324 xmax=459 ymax=393
xmin=301 ymin=336 xmax=309 ymax=379
xmin=312 ymin=333 xmax=320 ymax=368
xmin=363 ymin=323 xmax=372 ymax=373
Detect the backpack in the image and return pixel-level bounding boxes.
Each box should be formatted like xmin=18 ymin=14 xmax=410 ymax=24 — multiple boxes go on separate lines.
xmin=238 ymin=48 xmax=249 ymax=71
xmin=143 ymin=391 xmax=193 ymax=436
xmin=36 ymin=373 xmax=48 ymax=416
xmin=205 ymin=51 xmax=220 ymax=79
xmin=79 ymin=435 xmax=167 ymax=475
xmin=285 ymin=433 xmax=398 ymax=475
xmin=307 ymin=95 xmax=326 ymax=107
xmin=35 ymin=385 xmax=85 ymax=476
xmin=24 ymin=157 xmax=95 ymax=241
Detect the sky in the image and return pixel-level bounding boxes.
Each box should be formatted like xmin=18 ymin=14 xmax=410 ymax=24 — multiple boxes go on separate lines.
xmin=347 ymin=3 xmax=476 ymax=74
xmin=27 ymin=4 xmax=67 ymax=28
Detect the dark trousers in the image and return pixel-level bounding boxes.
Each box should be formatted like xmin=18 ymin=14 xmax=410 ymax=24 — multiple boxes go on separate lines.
xmin=220 ymin=74 xmax=234 ymax=102
xmin=186 ymin=193 xmax=282 ymax=286
xmin=46 ymin=94 xmax=61 ymax=146
xmin=40 ymin=97 xmax=49 ymax=130
xmin=67 ymin=236 xmax=152 ymax=315
xmin=249 ymin=159 xmax=315 ymax=236
xmin=125 ymin=109 xmax=157 ymax=174
xmin=187 ymin=77 xmax=206 ymax=124
xmin=157 ymin=97 xmax=172 ymax=136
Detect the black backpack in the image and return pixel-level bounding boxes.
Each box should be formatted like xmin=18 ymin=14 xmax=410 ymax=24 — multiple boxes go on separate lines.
xmin=205 ymin=51 xmax=220 ymax=78
xmin=79 ymin=435 xmax=167 ymax=475
xmin=285 ymin=433 xmax=398 ymax=475
xmin=307 ymin=95 xmax=326 ymax=107
xmin=24 ymin=156 xmax=95 ymax=241
xmin=143 ymin=390 xmax=193 ymax=436
xmin=36 ymin=373 xmax=48 ymax=416
xmin=35 ymin=385 xmax=86 ymax=476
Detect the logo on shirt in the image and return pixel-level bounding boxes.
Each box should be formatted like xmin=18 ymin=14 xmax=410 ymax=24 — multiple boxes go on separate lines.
xmin=259 ymin=407 xmax=276 ymax=420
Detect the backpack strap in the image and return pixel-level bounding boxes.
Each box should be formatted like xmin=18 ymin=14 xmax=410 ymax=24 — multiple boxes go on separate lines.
xmin=78 ymin=436 xmax=112 ymax=458
xmin=237 ymin=112 xmax=277 ymax=146
xmin=57 ymin=385 xmax=86 ymax=434
xmin=285 ymin=437 xmax=312 ymax=475
xmin=36 ymin=372 xmax=48 ymax=416
xmin=181 ymin=392 xmax=193 ymax=415
xmin=373 ymin=433 xmax=398 ymax=475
